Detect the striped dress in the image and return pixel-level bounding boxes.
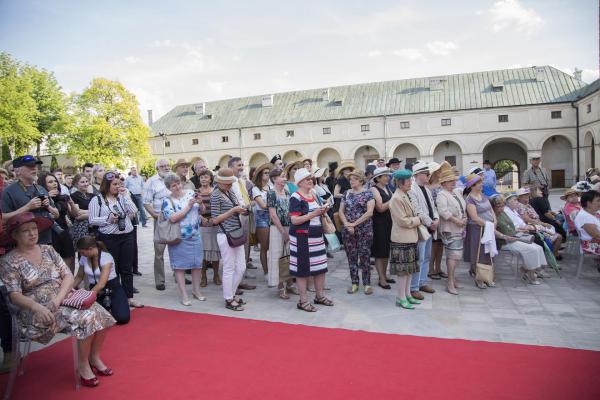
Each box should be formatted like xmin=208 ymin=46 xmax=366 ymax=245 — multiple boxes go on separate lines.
xmin=288 ymin=192 xmax=328 ymax=277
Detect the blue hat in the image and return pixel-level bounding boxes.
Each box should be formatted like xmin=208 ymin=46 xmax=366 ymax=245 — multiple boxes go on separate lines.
xmin=393 ymin=169 xmax=412 ymax=180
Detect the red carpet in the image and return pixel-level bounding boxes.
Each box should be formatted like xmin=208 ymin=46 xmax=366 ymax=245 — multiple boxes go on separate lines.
xmin=2 ymin=306 xmax=599 ymax=400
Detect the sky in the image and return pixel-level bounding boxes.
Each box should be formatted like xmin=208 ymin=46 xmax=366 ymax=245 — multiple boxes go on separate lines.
xmin=0 ymin=0 xmax=597 ymax=123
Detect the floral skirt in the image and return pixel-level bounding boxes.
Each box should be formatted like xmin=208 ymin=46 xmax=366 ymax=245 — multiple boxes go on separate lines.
xmin=389 ymin=242 xmax=419 ymax=276
xmin=581 ymin=239 xmax=600 ymax=255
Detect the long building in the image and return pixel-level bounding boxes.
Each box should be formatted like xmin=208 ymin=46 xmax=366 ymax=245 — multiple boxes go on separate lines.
xmin=150 ymin=66 xmax=600 ymax=188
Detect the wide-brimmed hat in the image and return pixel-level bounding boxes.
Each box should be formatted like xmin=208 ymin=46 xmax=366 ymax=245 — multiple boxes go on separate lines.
xmin=412 ymin=161 xmax=429 ymax=176
xmin=572 ymin=181 xmax=593 ymax=192
xmin=337 ymin=162 xmax=356 ymax=177
xmin=436 ymin=162 xmax=456 ymax=184
xmin=214 ymin=168 xmax=236 ymax=184
xmin=505 ymin=191 xmax=518 ymax=200
xmin=427 ymin=161 xmax=444 ymax=183
xmin=464 ymin=174 xmax=482 ymax=188
xmin=283 ymin=161 xmax=303 ymax=178
xmin=560 ymin=188 xmax=580 ymax=201
xmin=270 ymin=154 xmax=282 ymax=164
xmin=253 ymin=163 xmax=274 ymax=181
xmin=386 ymin=158 xmax=402 ymax=167
xmin=314 ymin=167 xmax=328 ymax=179
xmin=172 ymin=158 xmax=190 ymax=171
xmin=516 ymin=187 xmax=530 ymax=196
xmin=371 ymin=167 xmax=392 ymax=182
xmin=348 ymin=169 xmax=366 ymax=183
xmin=3 ymin=212 xmax=53 ymax=245
xmin=294 ymin=168 xmax=314 ymax=185
xmin=468 ymin=166 xmax=484 ymax=175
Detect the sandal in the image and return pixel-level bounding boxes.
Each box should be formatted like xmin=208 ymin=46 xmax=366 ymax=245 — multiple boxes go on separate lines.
xmin=475 ymin=280 xmax=487 ymax=289
xmin=485 ymin=281 xmax=496 ymax=288
xmin=347 ymin=284 xmax=359 ymax=294
xmin=225 ymin=299 xmax=244 ymax=311
xmin=428 ymin=273 xmax=442 ymax=280
xmin=314 ymin=296 xmax=334 ymax=306
xmin=395 ymin=297 xmax=414 ymax=309
xmin=297 ymin=301 xmax=317 ymax=312
xmin=439 ymin=272 xmax=448 ymax=279
xmin=364 ymin=286 xmax=373 ymax=295
xmin=234 ymin=296 xmax=246 ymax=305
xmin=406 ymin=296 xmax=421 ymax=305
xmin=279 ymin=288 xmax=290 ymax=300
xmin=378 ymin=282 xmax=392 ymax=290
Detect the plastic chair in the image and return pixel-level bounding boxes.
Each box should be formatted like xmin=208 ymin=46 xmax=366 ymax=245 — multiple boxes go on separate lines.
xmin=1 ymin=286 xmax=79 ymax=400
xmin=497 ymin=248 xmax=525 ymax=287
xmin=574 ymin=244 xmax=598 ymax=288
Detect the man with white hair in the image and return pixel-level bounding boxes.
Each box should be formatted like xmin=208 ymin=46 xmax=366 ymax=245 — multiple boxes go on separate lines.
xmin=143 ymin=159 xmax=173 ymax=290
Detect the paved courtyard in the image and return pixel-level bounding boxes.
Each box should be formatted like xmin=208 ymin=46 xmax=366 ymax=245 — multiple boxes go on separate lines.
xmin=129 ymin=191 xmax=600 ymax=351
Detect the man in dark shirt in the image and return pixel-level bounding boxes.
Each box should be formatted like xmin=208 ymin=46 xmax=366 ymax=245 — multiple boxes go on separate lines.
xmin=1 ymin=155 xmax=58 ymax=245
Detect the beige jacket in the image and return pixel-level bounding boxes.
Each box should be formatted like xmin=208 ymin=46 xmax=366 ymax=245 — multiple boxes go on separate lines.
xmin=390 ymin=190 xmax=421 ymax=244
xmin=436 ymin=189 xmax=466 ymax=234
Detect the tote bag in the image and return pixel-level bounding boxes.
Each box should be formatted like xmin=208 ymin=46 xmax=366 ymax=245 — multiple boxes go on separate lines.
xmin=153 ymin=197 xmax=182 ymax=245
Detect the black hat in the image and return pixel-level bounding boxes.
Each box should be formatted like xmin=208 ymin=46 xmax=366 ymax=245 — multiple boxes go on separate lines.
xmin=270 ymin=154 xmax=282 ymax=164
xmin=13 ymin=155 xmax=43 ymax=168
xmin=386 ymin=158 xmax=402 ymax=167
xmin=365 ymin=165 xmax=377 ymax=175
xmin=328 ymin=161 xmax=338 ymax=172
xmin=483 ymin=160 xmax=491 ymax=165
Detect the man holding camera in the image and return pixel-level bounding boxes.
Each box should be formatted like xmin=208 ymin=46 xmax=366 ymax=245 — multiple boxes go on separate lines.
xmin=1 ymin=155 xmax=59 ymax=245
xmin=523 ymin=154 xmax=550 ymax=198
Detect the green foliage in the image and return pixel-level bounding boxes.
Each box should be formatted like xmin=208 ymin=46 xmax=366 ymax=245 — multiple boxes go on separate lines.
xmin=1 ymin=143 xmax=11 ymax=162
xmin=139 ymin=158 xmax=157 ymax=179
xmin=493 ymin=160 xmax=514 ymax=178
xmin=66 ymin=78 xmax=151 ymax=169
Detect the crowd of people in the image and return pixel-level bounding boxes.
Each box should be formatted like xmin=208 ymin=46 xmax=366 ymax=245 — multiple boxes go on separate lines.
xmin=1 ymin=151 xmax=600 ymax=387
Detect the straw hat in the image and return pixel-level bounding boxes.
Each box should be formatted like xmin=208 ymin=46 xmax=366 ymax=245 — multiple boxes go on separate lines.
xmin=172 ymin=158 xmax=190 ymax=171
xmin=283 ymin=161 xmax=303 ymax=179
xmin=294 ymin=168 xmax=314 ymax=185
xmin=464 ymin=173 xmax=482 ymax=188
xmin=348 ymin=169 xmax=366 ymax=183
xmin=560 ymin=188 xmax=580 ymax=201
xmin=3 ymin=212 xmax=53 ymax=245
xmin=437 ymin=162 xmax=456 ymax=184
xmin=253 ymin=163 xmax=274 ymax=181
xmin=214 ymin=168 xmax=236 ymax=184
xmin=313 ymin=167 xmax=328 ymax=179
xmin=336 ymin=162 xmax=356 ymax=177
xmin=429 ymin=161 xmax=448 ymax=184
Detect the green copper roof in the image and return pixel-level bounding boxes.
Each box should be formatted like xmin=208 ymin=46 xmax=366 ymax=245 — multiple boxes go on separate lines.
xmin=151 ymin=66 xmax=587 ymax=136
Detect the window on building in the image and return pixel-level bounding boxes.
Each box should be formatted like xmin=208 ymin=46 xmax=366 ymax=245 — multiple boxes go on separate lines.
xmin=498 ymin=114 xmax=509 ymax=123
xmin=164 ymin=141 xmax=170 ymax=147
xmin=441 ymin=118 xmax=451 ymax=126
xmin=587 ymin=104 xmax=592 ymax=113
xmin=551 ymin=111 xmax=562 ymax=119
xmin=361 ymin=124 xmax=370 ymax=132
xmin=400 ymin=121 xmax=410 ymax=129
xmin=286 ymin=130 xmax=294 ymax=137
xmin=254 ymin=133 xmax=261 ymax=140
xmin=445 ymin=156 xmax=456 ymax=166
xmin=192 ymin=138 xmax=199 ymax=145
xmin=322 ymin=127 xmax=331 ymax=135
xmin=222 ymin=136 xmax=229 ymax=143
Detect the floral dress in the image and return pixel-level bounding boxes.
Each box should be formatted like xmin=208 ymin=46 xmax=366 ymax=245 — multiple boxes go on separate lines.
xmin=341 ymin=190 xmax=374 ymax=285
xmin=515 ymin=202 xmax=560 ymax=241
xmin=0 ymin=245 xmax=115 ymax=344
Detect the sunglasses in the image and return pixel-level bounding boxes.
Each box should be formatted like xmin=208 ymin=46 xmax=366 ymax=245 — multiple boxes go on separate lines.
xmin=104 ymin=172 xmax=116 ymax=181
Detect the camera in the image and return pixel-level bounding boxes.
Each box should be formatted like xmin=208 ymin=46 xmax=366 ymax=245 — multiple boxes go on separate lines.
xmin=37 ymin=195 xmax=47 ymax=202
xmin=112 ymin=205 xmax=127 ymax=231
xmin=99 ymin=287 xmax=112 ymax=310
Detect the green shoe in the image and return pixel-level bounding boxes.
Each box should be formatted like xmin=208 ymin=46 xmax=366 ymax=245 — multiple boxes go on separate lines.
xmin=406 ymin=296 xmax=421 ymax=305
xmin=347 ymin=284 xmax=359 ymax=294
xmin=395 ymin=297 xmax=414 ymax=309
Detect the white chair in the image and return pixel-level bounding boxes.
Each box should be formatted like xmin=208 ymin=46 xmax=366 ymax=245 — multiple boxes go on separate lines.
xmin=497 ymin=248 xmax=525 ymax=287
xmin=574 ymin=244 xmax=598 ymax=287
xmin=1 ymin=286 xmax=79 ymax=400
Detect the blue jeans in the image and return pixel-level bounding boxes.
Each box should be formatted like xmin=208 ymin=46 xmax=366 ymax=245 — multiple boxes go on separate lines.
xmin=131 ymin=194 xmax=147 ymax=226
xmin=411 ymin=236 xmax=432 ymax=291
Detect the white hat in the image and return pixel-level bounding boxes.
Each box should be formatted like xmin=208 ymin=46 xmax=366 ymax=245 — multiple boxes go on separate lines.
xmin=294 ymin=168 xmax=313 ymax=185
xmin=530 ymin=153 xmax=541 ymax=159
xmin=516 ymin=187 xmax=530 ymax=196
xmin=313 ymin=167 xmax=327 ymax=179
xmin=371 ymin=167 xmax=392 ymax=182
xmin=428 ymin=161 xmax=442 ymax=175
xmin=468 ymin=166 xmax=484 ymax=175
xmin=412 ymin=161 xmax=429 ymax=176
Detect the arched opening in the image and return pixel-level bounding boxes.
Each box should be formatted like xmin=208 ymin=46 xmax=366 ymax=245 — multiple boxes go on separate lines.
xmin=316 ymin=148 xmax=341 ymax=168
xmin=218 ymin=154 xmax=232 ymax=168
xmin=433 ymin=141 xmax=462 ymax=172
xmin=483 ymin=139 xmax=528 ymax=188
xmin=248 ymin=152 xmax=269 ymax=168
xmin=354 ymin=145 xmax=380 ymax=170
xmin=542 ymin=135 xmax=573 ymax=188
xmin=393 ymin=143 xmax=420 ymax=165
xmin=283 ymin=150 xmax=303 ymax=164
xmin=584 ymin=131 xmax=595 ymax=172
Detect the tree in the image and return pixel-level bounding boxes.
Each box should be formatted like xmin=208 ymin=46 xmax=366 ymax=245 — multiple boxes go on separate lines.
xmin=493 ymin=160 xmax=514 ymax=179
xmin=67 ymin=78 xmax=151 ymax=169
xmin=0 ymin=52 xmax=40 ymax=156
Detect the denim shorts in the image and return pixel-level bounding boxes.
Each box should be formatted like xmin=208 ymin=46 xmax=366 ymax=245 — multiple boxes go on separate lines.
xmin=255 ymin=209 xmax=270 ymax=228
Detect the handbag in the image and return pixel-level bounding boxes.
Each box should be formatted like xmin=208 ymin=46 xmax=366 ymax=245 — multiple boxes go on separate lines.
xmin=278 ymin=245 xmax=291 ymax=283
xmin=153 ymin=197 xmax=182 ymax=245
xmin=475 ymin=228 xmax=495 ymax=284
xmin=324 ymin=232 xmax=341 ymax=252
xmin=61 ymin=288 xmax=97 ymax=310
xmin=218 ymin=189 xmax=247 ymax=248
xmin=417 ymin=224 xmax=431 ymax=241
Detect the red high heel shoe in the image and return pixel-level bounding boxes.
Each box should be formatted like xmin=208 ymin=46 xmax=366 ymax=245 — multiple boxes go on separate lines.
xmin=80 ymin=375 xmax=99 ymax=387
xmin=91 ymin=365 xmax=113 ymax=376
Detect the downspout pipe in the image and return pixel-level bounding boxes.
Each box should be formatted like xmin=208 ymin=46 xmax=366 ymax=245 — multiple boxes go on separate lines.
xmin=571 ymin=102 xmax=580 ymax=182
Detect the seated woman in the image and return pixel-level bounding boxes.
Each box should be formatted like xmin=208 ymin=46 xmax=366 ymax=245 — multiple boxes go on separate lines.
xmin=73 ymin=236 xmax=130 ymax=325
xmin=515 ymin=187 xmax=563 ymax=259
xmin=529 ymin=184 xmax=567 ymax=241
xmin=490 ymin=195 xmax=548 ymax=285
xmin=0 ymin=213 xmax=115 ymax=387
xmin=574 ymin=190 xmax=600 ymax=261
xmin=561 ymin=188 xmax=582 ymax=236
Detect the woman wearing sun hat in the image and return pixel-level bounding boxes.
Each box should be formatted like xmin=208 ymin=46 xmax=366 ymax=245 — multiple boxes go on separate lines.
xmin=463 ymin=173 xmax=496 ymax=289
xmin=561 ymin=188 xmax=582 ymax=235
xmin=251 ymin=163 xmax=274 ymax=276
xmin=435 ymin=163 xmax=467 ymax=294
xmin=289 ymin=168 xmax=331 ymax=312
xmin=389 ymin=169 xmax=423 ymax=309
xmin=370 ymin=167 xmax=395 ymax=288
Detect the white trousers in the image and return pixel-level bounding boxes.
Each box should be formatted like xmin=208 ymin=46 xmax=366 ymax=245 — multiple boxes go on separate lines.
xmin=503 ymin=241 xmax=547 ymax=270
xmin=267 ymin=226 xmax=287 ymax=287
xmin=217 ymin=233 xmax=247 ymax=300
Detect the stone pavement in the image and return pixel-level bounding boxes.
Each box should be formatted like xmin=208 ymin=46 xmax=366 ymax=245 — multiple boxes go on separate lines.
xmin=131 ymin=199 xmax=600 ymax=351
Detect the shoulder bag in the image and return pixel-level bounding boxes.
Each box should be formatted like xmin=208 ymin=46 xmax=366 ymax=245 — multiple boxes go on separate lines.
xmin=314 ymin=191 xmax=336 ymax=234
xmin=218 ymin=189 xmax=247 ymax=248
xmin=154 ymin=197 xmax=182 ymax=245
